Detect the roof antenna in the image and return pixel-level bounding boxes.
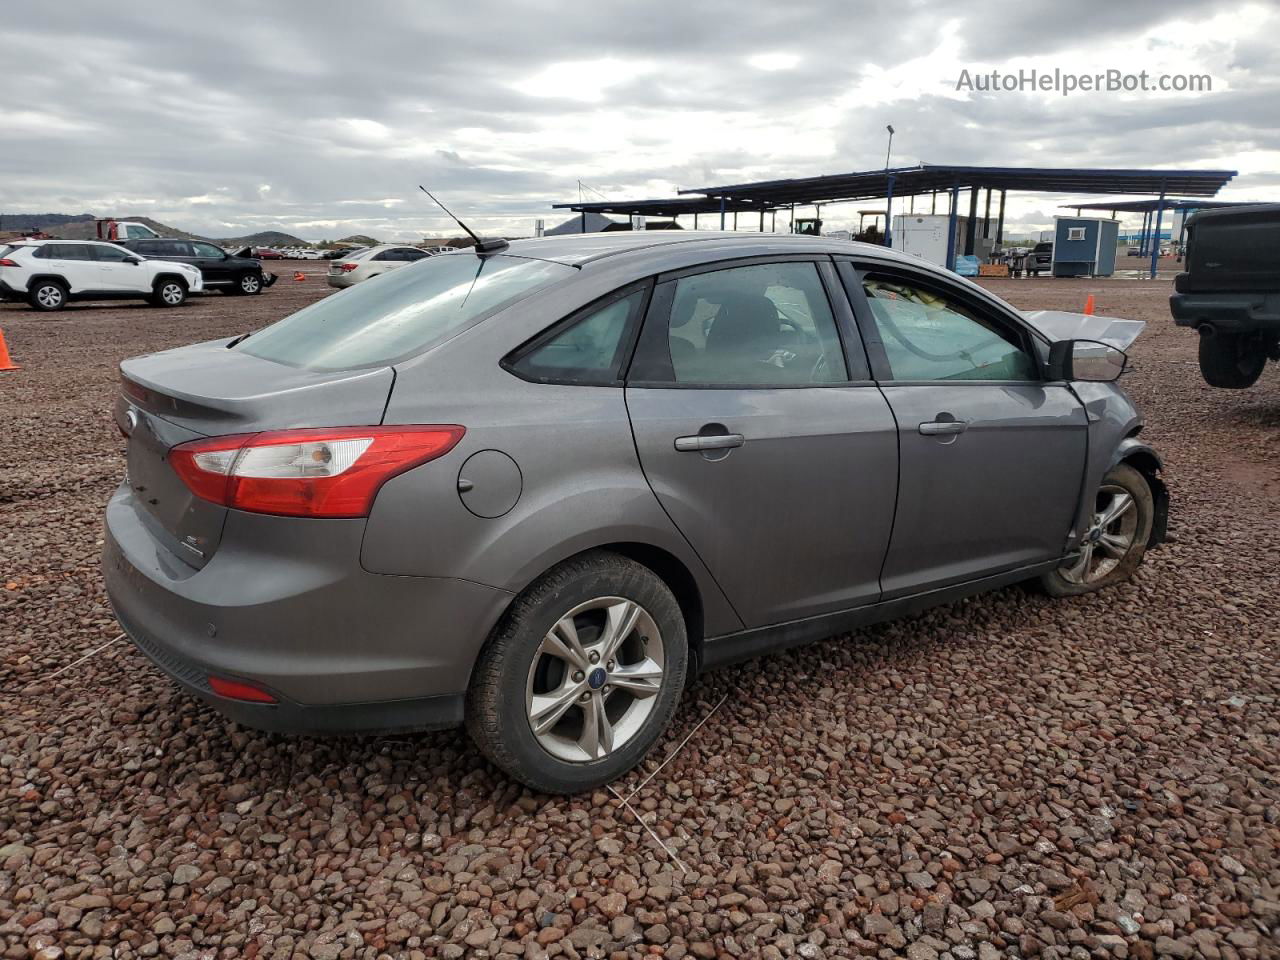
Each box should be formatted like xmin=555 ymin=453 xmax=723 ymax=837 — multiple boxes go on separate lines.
xmin=418 ymin=187 xmax=509 ymax=255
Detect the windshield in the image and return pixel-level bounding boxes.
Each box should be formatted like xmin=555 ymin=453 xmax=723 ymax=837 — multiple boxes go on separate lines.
xmin=239 ymin=253 xmax=575 ymax=370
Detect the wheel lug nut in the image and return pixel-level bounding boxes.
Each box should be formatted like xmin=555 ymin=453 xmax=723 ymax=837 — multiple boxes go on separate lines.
xmin=589 ymin=651 xmax=599 ymax=664
xmin=607 ymin=660 xmax=616 ymax=671
xmin=603 ymin=684 xmax=612 ymax=693
xmin=572 ymin=671 xmax=584 ymax=683
xmin=579 ymin=691 xmax=591 ymax=702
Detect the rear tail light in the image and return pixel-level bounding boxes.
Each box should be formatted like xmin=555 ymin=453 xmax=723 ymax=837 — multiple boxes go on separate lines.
xmin=0 ymin=258 xmax=18 ymax=267
xmin=169 ymin=425 xmax=464 ymax=518
xmin=339 ymin=262 xmax=358 ymax=272
xmin=208 ymin=675 xmax=277 ymax=703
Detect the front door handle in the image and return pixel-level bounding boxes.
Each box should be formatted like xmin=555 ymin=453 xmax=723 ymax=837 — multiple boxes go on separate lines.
xmin=674 ymin=433 xmax=745 ymax=452
xmin=919 ymin=420 xmax=968 ymax=436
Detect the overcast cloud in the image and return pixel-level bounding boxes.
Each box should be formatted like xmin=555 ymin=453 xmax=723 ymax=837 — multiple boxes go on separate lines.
xmin=2 ymin=0 xmax=1277 ymax=240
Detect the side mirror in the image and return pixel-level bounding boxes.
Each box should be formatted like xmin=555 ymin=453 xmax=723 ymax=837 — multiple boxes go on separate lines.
xmin=1047 ymin=339 xmax=1128 ymax=382
xmin=124 ymin=256 xmax=141 ymax=265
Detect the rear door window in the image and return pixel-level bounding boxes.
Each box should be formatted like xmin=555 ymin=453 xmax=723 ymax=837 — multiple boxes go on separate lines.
xmin=93 ymin=244 xmax=137 ymax=262
xmin=239 ymin=253 xmax=575 ymax=370
xmin=633 ymin=260 xmax=848 ymax=385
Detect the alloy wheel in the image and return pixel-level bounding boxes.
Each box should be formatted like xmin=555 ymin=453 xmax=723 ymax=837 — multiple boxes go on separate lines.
xmin=161 ymin=283 xmax=183 ymax=305
xmin=1060 ymin=483 xmax=1138 ymax=584
xmin=241 ymin=275 xmax=261 ymax=294
xmin=525 ymin=597 xmax=664 ymax=763
xmin=37 ymin=285 xmax=63 ymax=308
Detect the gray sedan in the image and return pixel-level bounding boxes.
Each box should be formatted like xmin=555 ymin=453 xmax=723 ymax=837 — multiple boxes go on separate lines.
xmin=103 ymin=232 xmax=1167 ymax=793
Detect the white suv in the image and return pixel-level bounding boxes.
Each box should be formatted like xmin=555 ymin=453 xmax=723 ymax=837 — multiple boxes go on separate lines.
xmin=326 ymin=244 xmax=432 ymax=288
xmin=0 ymin=240 xmax=203 ymax=312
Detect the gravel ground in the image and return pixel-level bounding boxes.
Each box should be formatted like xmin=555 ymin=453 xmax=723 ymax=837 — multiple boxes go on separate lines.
xmin=1 ymin=271 xmax=1277 ymax=960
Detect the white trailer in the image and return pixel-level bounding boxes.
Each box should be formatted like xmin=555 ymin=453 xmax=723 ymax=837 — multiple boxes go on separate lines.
xmin=891 ymin=214 xmax=971 ymax=267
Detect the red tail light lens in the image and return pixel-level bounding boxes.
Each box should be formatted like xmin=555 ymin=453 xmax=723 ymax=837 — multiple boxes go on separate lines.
xmin=339 ymin=263 xmax=358 ymax=272
xmin=0 ymin=258 xmax=18 ymax=267
xmin=208 ymin=675 xmax=277 ymax=703
xmin=169 ymin=426 xmax=464 ymax=518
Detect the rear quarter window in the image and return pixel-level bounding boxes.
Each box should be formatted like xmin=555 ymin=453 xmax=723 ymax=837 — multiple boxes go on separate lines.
xmin=239 ymin=253 xmax=576 ymax=370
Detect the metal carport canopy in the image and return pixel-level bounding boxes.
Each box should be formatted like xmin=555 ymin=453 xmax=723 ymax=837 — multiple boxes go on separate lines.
xmin=1062 ymin=198 xmax=1255 ymax=213
xmin=551 ymin=196 xmax=768 ymax=216
xmin=681 ymin=164 xmax=1237 ymax=205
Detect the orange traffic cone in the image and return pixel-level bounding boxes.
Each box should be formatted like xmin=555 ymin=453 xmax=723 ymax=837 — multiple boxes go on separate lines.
xmin=1083 ymin=294 xmax=1096 ymax=316
xmin=293 ymin=271 xmax=306 ymax=282
xmin=0 ymin=328 xmax=18 ymax=371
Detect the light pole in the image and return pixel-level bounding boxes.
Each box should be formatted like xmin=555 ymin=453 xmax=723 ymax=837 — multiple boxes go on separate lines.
xmin=884 ymin=125 xmax=896 ymax=248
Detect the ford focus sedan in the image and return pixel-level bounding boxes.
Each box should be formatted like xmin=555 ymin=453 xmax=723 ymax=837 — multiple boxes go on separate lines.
xmin=103 ymin=233 xmax=1167 ymax=793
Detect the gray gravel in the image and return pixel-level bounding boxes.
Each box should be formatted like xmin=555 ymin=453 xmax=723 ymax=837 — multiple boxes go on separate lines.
xmin=1 ymin=275 xmax=1277 ymax=959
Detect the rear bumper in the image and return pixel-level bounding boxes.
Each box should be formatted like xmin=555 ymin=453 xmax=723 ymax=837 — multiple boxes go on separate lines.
xmin=1170 ymin=291 xmax=1280 ymax=334
xmin=102 ymin=483 xmax=513 ymax=733
xmin=326 ymin=274 xmax=357 ymax=288
xmin=0 ymin=277 xmax=23 ymax=300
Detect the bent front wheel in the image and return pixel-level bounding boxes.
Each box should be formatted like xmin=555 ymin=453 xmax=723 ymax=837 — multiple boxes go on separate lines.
xmin=1040 ymin=462 xmax=1154 ymax=597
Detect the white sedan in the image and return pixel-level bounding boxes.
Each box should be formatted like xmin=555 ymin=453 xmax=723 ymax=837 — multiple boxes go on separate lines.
xmin=326 ymin=244 xmax=433 ymax=288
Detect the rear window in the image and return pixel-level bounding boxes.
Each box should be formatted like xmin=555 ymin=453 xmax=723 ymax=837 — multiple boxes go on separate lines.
xmin=239 ymin=253 xmax=575 ymax=370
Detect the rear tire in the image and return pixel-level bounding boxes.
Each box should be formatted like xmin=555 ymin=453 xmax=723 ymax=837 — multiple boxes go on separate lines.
xmin=466 ymin=551 xmax=688 ymax=794
xmin=29 ymin=280 xmax=67 ymax=312
xmin=1040 ymin=463 xmax=1154 ymax=597
xmin=151 ymin=278 xmax=187 ymax=308
xmin=1198 ymin=331 xmax=1267 ymax=388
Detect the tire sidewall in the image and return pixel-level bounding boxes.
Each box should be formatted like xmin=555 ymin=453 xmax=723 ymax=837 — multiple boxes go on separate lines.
xmin=30 ymin=281 xmax=66 ymax=311
xmin=1199 ymin=332 xmax=1265 ymax=388
xmin=470 ymin=556 xmax=688 ymax=793
xmin=154 ymin=279 xmax=186 ymax=307
xmin=1041 ymin=462 xmax=1154 ymax=597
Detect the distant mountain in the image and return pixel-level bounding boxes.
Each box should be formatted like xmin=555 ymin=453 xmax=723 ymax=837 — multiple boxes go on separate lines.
xmin=0 ymin=213 xmax=94 ymax=232
xmin=336 ymin=234 xmax=379 ymax=247
xmin=215 ymin=230 xmax=307 ymax=248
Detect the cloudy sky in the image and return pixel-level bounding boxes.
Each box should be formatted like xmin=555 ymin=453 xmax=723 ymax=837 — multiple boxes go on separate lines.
xmin=4 ymin=1 xmax=1278 ymax=241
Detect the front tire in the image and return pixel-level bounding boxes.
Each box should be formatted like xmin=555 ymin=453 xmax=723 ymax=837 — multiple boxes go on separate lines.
xmin=151 ymin=278 xmax=187 ymax=308
xmin=1040 ymin=463 xmax=1154 ymax=597
xmin=29 ymin=280 xmax=67 ymax=312
xmin=236 ymin=272 xmax=263 ymax=295
xmin=1198 ymin=331 xmax=1267 ymax=388
xmin=467 ymin=551 xmax=688 ymax=794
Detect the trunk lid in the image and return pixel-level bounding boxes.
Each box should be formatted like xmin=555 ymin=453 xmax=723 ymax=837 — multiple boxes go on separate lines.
xmin=116 ymin=338 xmax=394 ymax=568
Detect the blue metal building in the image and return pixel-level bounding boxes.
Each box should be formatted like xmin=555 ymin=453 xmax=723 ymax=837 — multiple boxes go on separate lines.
xmin=1051 ymin=216 xmax=1120 ymax=277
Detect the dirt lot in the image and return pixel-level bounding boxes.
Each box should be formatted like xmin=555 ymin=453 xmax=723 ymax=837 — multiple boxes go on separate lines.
xmin=2 ymin=272 xmax=1277 ymax=960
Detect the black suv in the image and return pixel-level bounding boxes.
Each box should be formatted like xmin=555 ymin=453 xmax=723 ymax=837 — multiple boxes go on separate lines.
xmin=1026 ymin=241 xmax=1053 ymax=277
xmin=118 ymin=238 xmax=275 ymax=295
xmin=1170 ymin=204 xmax=1280 ymax=388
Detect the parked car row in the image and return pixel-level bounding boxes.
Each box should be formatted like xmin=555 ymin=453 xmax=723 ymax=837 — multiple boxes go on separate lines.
xmin=0 ymin=239 xmax=204 ymax=311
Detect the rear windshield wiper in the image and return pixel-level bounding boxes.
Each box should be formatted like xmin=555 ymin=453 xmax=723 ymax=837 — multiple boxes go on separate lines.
xmin=227 ymin=331 xmax=253 ymax=348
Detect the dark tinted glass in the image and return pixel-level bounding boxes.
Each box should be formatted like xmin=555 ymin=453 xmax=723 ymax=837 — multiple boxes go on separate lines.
xmin=93 ymin=244 xmax=136 ymax=262
xmin=512 ymin=291 xmax=641 ymax=384
xmin=240 ymin=253 xmax=574 ymax=370
xmin=663 ymin=262 xmax=846 ymax=385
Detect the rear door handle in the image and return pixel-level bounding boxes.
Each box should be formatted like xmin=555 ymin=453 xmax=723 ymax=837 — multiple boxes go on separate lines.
xmin=674 ymin=433 xmax=745 ymax=452
xmin=919 ymin=420 xmax=968 ymax=436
